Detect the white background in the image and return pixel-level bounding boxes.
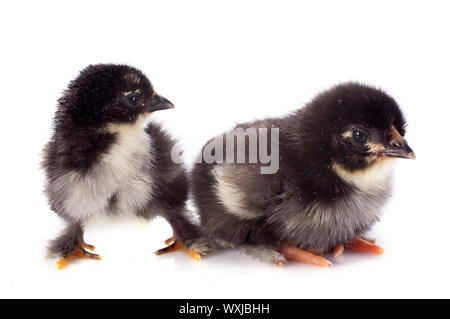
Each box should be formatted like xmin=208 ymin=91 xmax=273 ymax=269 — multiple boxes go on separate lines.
xmin=0 ymin=0 xmax=449 ymax=299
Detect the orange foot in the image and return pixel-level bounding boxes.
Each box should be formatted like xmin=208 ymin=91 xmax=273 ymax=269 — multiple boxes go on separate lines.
xmin=155 ymin=238 xmax=201 ymax=261
xmin=81 ymin=241 xmax=96 ymax=252
xmin=333 ymin=244 xmax=345 ymax=257
xmin=164 ymin=235 xmax=175 ymax=246
xmin=278 ymin=244 xmax=333 ymax=267
xmin=347 ymin=237 xmax=384 ymax=255
xmin=57 ymin=242 xmax=102 ymax=270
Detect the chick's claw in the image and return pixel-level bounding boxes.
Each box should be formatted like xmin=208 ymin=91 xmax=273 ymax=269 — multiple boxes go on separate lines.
xmin=278 ymin=244 xmax=332 ymax=267
xmin=81 ymin=241 xmax=95 ymax=252
xmin=155 ymin=239 xmax=184 ymax=254
xmin=164 ymin=235 xmax=175 ymax=246
xmin=56 ymin=258 xmax=69 ymax=270
xmin=186 ymin=249 xmax=201 ymax=261
xmin=155 ymin=239 xmax=201 ymax=261
xmin=56 ymin=247 xmax=102 ymax=270
xmin=348 ymin=237 xmax=384 ymax=255
xmin=333 ymin=244 xmax=345 ymax=257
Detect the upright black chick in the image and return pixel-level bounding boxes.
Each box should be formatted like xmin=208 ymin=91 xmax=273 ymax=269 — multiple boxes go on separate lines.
xmin=188 ymin=83 xmax=415 ymax=267
xmin=42 ymin=64 xmax=199 ymax=268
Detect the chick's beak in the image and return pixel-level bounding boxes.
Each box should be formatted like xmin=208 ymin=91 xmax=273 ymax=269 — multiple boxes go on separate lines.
xmin=146 ymin=94 xmax=174 ymax=113
xmin=379 ymin=126 xmax=416 ymax=160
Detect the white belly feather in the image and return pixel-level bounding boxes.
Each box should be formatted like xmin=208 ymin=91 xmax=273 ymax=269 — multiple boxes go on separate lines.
xmin=53 ymin=120 xmax=155 ymax=223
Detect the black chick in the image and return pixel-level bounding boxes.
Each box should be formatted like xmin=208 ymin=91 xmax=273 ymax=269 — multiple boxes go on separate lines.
xmin=188 ymin=82 xmax=415 ymax=267
xmin=42 ymin=64 xmax=199 ymax=268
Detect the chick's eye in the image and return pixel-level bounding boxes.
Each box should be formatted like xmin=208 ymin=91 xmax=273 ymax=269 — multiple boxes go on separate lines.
xmin=352 ymin=130 xmax=368 ymax=143
xmin=125 ymin=93 xmax=140 ymax=106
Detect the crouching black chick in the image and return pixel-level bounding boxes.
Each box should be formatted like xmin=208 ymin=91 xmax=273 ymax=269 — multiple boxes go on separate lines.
xmin=42 ymin=64 xmax=199 ymax=268
xmin=186 ymin=82 xmax=415 ymax=267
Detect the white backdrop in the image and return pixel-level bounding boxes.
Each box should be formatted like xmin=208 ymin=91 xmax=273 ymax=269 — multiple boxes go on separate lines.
xmin=0 ymin=0 xmax=449 ymax=298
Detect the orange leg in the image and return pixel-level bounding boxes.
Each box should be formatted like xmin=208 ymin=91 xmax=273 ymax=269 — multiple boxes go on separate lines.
xmin=155 ymin=238 xmax=201 ymax=261
xmin=278 ymin=244 xmax=332 ymax=267
xmin=57 ymin=247 xmax=102 ymax=270
xmin=348 ymin=237 xmax=384 ymax=255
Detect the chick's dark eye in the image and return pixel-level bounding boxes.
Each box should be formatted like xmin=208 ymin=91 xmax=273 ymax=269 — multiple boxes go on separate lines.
xmin=125 ymin=93 xmax=140 ymax=106
xmin=352 ymin=130 xmax=368 ymax=143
